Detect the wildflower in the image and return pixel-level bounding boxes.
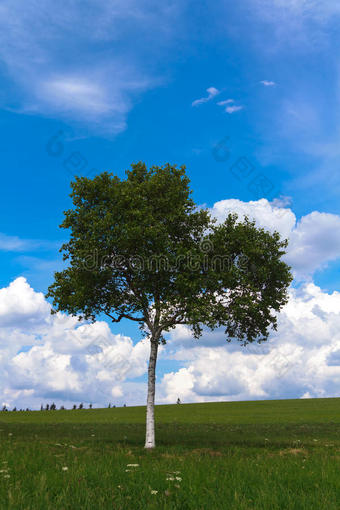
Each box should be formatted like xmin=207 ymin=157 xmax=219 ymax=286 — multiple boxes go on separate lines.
xmin=125 ymin=469 xmax=131 ymax=472
xmin=126 ymin=464 xmax=139 ymax=467
xmin=175 ymin=484 xmax=180 ymax=488
xmin=150 ymin=490 xmax=158 ymax=494
xmin=3 ymin=474 xmax=10 ymax=478
xmin=175 ymin=477 xmax=182 ymax=481
xmin=8 ymin=433 xmax=12 ymax=436
xmin=0 ymin=469 xmax=8 ymax=473
xmin=91 ymin=434 xmax=95 ymax=437
xmin=166 ymin=476 xmax=175 ymax=481
xmin=62 ymin=466 xmax=68 ymax=471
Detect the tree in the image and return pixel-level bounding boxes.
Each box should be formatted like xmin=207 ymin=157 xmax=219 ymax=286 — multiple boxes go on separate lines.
xmin=46 ymin=162 xmax=292 ymax=448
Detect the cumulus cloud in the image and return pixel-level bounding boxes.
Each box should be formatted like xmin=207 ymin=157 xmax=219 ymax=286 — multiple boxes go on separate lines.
xmin=160 ymin=283 xmax=340 ymax=403
xmin=192 ymin=87 xmax=220 ymax=106
xmin=0 ymin=277 xmax=150 ymax=409
xmin=2 ymin=198 xmax=340 ymax=408
xmin=209 ymin=198 xmax=340 ymax=279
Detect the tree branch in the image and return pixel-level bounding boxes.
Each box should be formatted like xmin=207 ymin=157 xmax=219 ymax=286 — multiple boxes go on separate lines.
xmin=105 ymin=312 xmax=145 ymax=323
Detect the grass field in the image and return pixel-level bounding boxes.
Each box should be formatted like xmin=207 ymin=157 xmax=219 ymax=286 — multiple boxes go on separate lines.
xmin=1 ymin=398 xmax=340 ymax=509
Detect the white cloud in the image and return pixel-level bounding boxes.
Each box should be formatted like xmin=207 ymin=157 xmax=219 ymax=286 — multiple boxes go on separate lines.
xmin=216 ymin=98 xmax=243 ymax=114
xmin=210 ymin=198 xmax=296 ymax=239
xmin=41 ymin=78 xmax=115 ymax=116
xmin=2 ymin=197 xmax=340 ymax=408
xmin=160 ymin=282 xmax=340 ymax=403
xmin=0 ymin=277 xmax=50 ymax=328
xmin=260 ymin=80 xmax=276 ymax=86
xmin=209 ymin=198 xmax=340 ymax=279
xmin=248 ymin=0 xmax=340 ymax=51
xmin=0 ymin=233 xmax=60 ymax=252
xmin=192 ymin=87 xmax=220 ymax=107
xmin=0 ymin=233 xmax=30 ymax=251
xmin=0 ymin=277 xmax=150 ymax=408
xmin=217 ymin=99 xmax=234 ymax=105
xmin=0 ymin=0 xmax=183 ymax=133
xmin=225 ymin=105 xmax=243 ymax=114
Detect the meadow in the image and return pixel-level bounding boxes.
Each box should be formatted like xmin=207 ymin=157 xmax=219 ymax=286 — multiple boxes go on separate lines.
xmin=0 ymin=398 xmax=340 ymax=509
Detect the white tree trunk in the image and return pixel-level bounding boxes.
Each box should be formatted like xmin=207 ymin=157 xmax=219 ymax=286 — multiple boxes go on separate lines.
xmin=144 ymin=337 xmax=159 ymax=448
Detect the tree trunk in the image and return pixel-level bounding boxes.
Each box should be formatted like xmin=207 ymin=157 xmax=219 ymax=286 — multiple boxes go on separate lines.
xmin=144 ymin=336 xmax=159 ymax=448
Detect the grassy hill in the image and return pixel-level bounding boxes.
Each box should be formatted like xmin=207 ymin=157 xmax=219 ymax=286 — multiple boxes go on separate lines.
xmin=1 ymin=398 xmax=340 ymax=509
xmin=1 ymin=397 xmax=340 ymax=424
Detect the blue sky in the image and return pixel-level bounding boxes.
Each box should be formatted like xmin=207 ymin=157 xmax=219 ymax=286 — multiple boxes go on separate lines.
xmin=1 ymin=0 xmax=340 ymax=409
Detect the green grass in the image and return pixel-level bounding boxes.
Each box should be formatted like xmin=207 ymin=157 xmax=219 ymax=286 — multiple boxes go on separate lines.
xmin=1 ymin=398 xmax=340 ymax=509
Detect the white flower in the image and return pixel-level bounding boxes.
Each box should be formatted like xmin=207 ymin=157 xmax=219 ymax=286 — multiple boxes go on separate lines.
xmin=8 ymin=433 xmax=12 ymax=436
xmin=125 ymin=469 xmax=131 ymax=472
xmin=166 ymin=476 xmax=175 ymax=481
xmin=62 ymin=466 xmax=68 ymax=471
xmin=3 ymin=475 xmax=10 ymax=478
xmin=175 ymin=477 xmax=182 ymax=481
xmin=0 ymin=469 xmax=8 ymax=473
xmin=126 ymin=464 xmax=139 ymax=467
xmin=150 ymin=490 xmax=158 ymax=494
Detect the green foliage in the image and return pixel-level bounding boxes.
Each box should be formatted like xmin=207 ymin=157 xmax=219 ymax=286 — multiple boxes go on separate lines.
xmin=46 ymin=162 xmax=292 ymax=345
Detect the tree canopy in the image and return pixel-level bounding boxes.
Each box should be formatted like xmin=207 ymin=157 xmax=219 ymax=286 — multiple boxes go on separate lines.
xmin=46 ymin=162 xmax=293 ymax=447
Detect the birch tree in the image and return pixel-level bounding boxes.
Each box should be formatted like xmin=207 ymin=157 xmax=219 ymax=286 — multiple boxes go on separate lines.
xmin=46 ymin=162 xmax=292 ymax=448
